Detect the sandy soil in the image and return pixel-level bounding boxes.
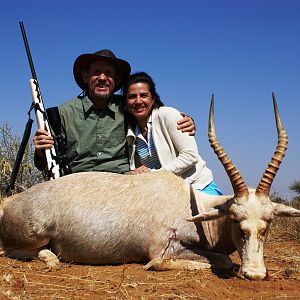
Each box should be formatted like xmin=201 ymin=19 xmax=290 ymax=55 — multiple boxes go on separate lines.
xmin=0 ymin=240 xmax=299 ymax=300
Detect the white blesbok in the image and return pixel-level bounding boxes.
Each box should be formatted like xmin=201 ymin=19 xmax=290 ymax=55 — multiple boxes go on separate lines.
xmin=188 ymin=93 xmax=300 ymax=279
xmin=0 ymin=94 xmax=299 ymax=280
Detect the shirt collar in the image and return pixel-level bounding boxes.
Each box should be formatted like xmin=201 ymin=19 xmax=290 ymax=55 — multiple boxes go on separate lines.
xmin=126 ymin=112 xmax=153 ymax=143
xmin=134 ymin=115 xmax=153 ymax=143
xmin=82 ymin=94 xmax=119 ymax=118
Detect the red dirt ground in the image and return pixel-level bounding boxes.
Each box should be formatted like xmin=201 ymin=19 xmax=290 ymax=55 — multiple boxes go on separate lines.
xmin=0 ymin=240 xmax=299 ymax=299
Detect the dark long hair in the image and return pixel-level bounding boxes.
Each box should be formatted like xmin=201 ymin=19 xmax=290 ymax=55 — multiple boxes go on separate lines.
xmin=122 ymin=72 xmax=164 ymax=128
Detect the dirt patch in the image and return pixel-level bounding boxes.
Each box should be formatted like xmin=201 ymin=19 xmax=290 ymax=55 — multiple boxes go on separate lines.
xmin=0 ymin=241 xmax=299 ymax=299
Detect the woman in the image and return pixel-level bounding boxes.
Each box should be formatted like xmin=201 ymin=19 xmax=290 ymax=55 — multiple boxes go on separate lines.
xmin=123 ymin=72 xmax=222 ymax=195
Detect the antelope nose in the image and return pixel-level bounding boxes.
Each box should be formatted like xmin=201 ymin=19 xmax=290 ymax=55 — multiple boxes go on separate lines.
xmin=243 ymin=270 xmax=267 ymax=280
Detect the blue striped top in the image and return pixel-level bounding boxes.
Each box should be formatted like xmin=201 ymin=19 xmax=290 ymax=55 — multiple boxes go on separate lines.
xmin=134 ymin=119 xmax=161 ymax=170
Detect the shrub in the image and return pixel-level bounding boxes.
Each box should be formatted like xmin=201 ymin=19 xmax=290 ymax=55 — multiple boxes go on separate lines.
xmin=269 ymin=190 xmax=300 ymax=242
xmin=0 ymin=124 xmax=43 ymax=198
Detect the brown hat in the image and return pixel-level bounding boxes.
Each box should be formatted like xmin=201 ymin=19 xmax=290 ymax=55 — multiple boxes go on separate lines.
xmin=73 ymin=49 xmax=131 ymax=92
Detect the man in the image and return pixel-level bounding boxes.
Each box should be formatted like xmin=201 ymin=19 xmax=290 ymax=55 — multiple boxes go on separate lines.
xmin=34 ymin=49 xmax=195 ymax=174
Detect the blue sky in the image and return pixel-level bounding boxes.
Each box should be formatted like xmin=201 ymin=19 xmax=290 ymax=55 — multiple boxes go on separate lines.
xmin=0 ymin=0 xmax=299 ymax=199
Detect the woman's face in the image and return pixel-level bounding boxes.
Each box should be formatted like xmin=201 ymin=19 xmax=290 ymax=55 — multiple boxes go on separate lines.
xmin=126 ymin=82 xmax=155 ymax=122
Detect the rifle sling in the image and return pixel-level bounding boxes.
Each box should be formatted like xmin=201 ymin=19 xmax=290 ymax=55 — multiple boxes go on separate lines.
xmin=6 ymin=116 xmax=34 ymax=194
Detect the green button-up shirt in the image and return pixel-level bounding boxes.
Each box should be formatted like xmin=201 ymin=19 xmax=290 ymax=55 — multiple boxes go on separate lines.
xmin=58 ymin=94 xmax=129 ymax=173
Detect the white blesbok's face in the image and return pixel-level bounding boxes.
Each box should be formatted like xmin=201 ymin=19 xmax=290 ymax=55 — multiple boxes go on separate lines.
xmin=189 ymin=188 xmax=300 ymax=279
xmin=189 ymin=94 xmax=300 ymax=279
xmin=229 ymin=189 xmax=274 ymax=279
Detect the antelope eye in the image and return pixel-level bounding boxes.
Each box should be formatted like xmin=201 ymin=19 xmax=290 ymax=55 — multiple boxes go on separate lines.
xmin=258 ymin=228 xmax=266 ymax=236
xmin=242 ymin=229 xmax=250 ymax=238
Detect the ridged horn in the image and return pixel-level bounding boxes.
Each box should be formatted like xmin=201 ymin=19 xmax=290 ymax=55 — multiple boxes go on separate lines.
xmin=208 ymin=94 xmax=249 ymax=198
xmin=255 ymin=93 xmax=288 ymax=196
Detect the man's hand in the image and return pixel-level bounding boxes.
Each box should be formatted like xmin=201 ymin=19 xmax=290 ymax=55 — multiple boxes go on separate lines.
xmin=177 ymin=112 xmax=196 ymax=136
xmin=129 ymin=165 xmax=151 ymax=175
xmin=33 ymin=129 xmax=54 ymax=157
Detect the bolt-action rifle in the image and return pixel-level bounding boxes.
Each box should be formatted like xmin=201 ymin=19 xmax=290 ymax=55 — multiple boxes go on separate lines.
xmin=19 ymin=20 xmax=60 ymax=180
xmin=6 ymin=21 xmax=71 ymax=193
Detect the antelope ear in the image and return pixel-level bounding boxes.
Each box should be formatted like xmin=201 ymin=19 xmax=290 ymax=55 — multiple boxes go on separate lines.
xmin=187 ymin=205 xmax=229 ymax=222
xmin=273 ymin=203 xmax=300 ymax=217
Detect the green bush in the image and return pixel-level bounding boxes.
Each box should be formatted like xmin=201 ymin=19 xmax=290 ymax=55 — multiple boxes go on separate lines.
xmin=0 ymin=124 xmax=43 ymax=198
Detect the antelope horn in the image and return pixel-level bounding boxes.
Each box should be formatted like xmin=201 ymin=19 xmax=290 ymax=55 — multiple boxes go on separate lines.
xmin=256 ymin=93 xmax=288 ymax=196
xmin=208 ymin=94 xmax=249 ymax=198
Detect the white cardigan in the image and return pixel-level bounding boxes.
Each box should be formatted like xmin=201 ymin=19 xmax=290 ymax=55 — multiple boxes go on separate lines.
xmin=126 ymin=107 xmax=213 ymax=190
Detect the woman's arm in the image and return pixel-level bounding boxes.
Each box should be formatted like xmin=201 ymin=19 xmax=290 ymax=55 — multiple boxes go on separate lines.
xmin=155 ymin=107 xmax=199 ymax=175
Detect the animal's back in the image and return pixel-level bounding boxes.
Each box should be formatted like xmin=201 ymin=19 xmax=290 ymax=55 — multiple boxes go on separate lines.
xmin=1 ymin=172 xmax=196 ymax=264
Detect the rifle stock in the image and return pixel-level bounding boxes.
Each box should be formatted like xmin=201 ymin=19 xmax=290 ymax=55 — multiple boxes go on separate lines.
xmin=29 ymin=79 xmax=60 ymax=179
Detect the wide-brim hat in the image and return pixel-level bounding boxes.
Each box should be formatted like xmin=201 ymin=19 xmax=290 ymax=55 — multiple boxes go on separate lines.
xmin=73 ymin=49 xmax=131 ymax=92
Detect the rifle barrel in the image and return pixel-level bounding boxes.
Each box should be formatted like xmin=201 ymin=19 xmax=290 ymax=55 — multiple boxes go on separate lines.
xmin=19 ymin=21 xmax=37 ymax=80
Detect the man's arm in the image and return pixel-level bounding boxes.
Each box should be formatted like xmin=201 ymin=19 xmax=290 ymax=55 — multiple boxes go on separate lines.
xmin=178 ymin=112 xmax=195 ymax=136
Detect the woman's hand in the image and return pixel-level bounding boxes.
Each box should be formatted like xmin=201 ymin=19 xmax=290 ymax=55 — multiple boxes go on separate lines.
xmin=129 ymin=165 xmax=151 ymax=175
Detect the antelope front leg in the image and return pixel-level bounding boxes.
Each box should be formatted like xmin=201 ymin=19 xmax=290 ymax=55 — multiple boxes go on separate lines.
xmin=144 ymin=250 xmax=233 ymax=271
xmin=144 ymin=258 xmax=211 ymax=271
xmin=4 ymin=248 xmax=60 ymax=268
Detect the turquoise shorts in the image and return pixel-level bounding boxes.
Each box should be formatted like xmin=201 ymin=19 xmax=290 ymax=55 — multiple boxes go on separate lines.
xmin=198 ymin=181 xmax=223 ymax=195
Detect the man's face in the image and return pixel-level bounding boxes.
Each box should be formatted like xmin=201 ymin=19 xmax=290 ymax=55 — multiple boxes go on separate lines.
xmin=82 ymin=60 xmax=119 ymax=104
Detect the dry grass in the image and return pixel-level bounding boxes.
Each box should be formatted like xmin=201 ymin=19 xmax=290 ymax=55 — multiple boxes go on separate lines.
xmin=0 ymin=249 xmax=299 ymax=300
xmin=268 ymin=216 xmax=300 ymax=242
xmin=0 ymin=262 xmax=213 ymax=300
xmin=265 ymin=215 xmax=300 ymax=281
